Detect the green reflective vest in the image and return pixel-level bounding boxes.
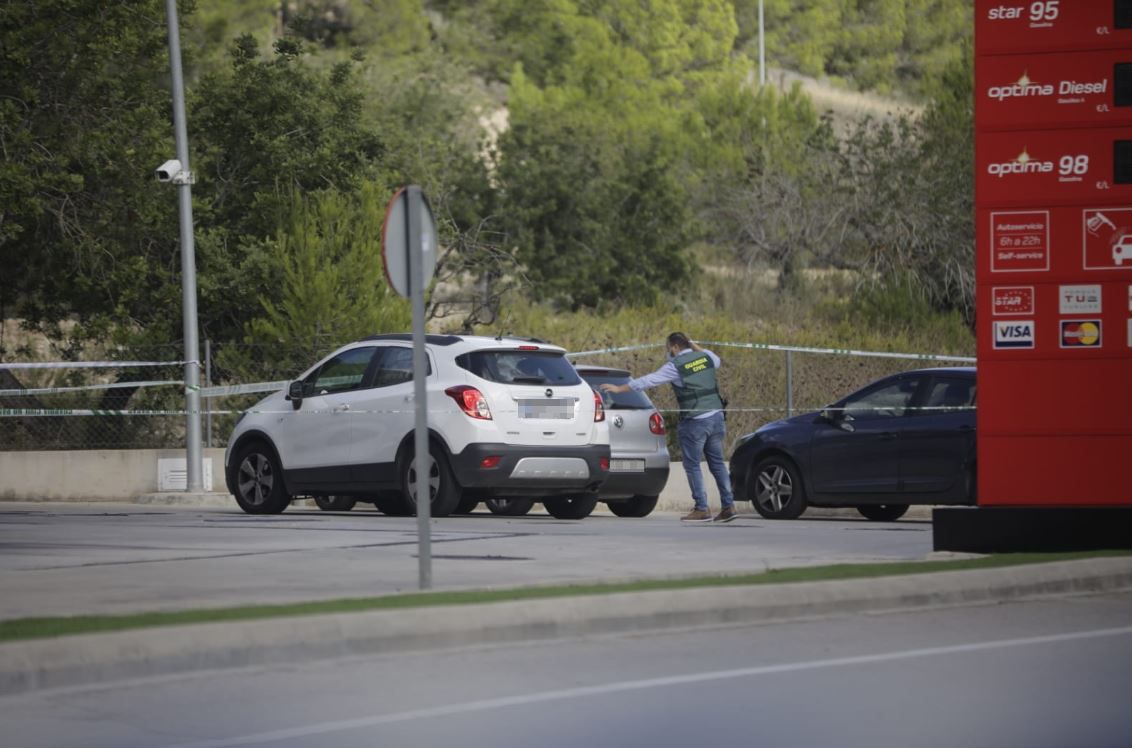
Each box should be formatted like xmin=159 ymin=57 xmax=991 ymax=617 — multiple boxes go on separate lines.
xmin=671 ymin=349 xmax=724 ymax=420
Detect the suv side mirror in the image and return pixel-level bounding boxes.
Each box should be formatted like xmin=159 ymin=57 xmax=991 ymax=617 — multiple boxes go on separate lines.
xmin=287 ymin=381 xmax=304 ymax=410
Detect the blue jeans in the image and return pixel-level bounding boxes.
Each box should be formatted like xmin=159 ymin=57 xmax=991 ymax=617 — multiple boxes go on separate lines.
xmin=678 ymin=411 xmax=734 ymax=512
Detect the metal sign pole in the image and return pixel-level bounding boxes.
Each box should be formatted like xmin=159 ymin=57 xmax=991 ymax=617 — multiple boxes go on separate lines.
xmin=406 ymin=186 xmax=432 ymax=589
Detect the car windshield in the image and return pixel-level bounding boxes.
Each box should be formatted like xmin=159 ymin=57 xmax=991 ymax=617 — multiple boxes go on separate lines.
xmin=457 ymin=350 xmax=582 ymax=386
xmin=579 ymin=371 xmax=654 ymax=410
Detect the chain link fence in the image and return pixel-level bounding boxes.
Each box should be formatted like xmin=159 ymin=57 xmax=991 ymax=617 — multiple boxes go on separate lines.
xmin=0 ymin=340 xmax=974 ymax=454
xmin=571 ymin=341 xmax=974 ymax=456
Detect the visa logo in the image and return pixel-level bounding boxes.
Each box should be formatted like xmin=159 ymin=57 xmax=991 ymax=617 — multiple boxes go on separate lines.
xmin=993 ymin=320 xmax=1035 ymax=349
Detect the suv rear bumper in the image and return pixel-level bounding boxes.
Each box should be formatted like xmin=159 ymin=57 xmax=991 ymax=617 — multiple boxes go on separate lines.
xmin=450 ymin=443 xmax=610 ymax=497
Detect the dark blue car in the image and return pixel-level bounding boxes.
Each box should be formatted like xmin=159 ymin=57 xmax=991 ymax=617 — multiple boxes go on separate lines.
xmin=728 ymin=367 xmax=976 ymax=521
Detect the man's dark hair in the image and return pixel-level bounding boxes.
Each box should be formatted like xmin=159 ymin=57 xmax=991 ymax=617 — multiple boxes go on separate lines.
xmin=667 ymin=332 xmax=690 ymax=349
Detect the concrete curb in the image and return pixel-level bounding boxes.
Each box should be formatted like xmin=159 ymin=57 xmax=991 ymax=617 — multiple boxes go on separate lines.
xmin=3 ymin=556 xmax=1130 ymax=696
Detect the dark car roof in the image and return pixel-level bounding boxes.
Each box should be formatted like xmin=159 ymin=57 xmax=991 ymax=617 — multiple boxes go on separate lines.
xmin=573 ymin=364 xmax=631 ymax=377
xmin=913 ymin=366 xmax=975 ymax=374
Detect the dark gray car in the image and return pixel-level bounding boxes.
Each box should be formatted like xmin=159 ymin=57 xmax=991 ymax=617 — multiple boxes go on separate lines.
xmin=729 ymin=367 xmax=976 ymax=521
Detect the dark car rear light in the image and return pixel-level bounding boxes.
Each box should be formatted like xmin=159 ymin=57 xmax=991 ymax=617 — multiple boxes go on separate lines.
xmin=445 ymin=385 xmax=492 ymax=420
xmin=593 ymin=390 xmax=605 ymax=422
xmin=649 ymin=411 xmax=665 ymax=435
xmin=599 ymin=456 xmax=610 ymax=471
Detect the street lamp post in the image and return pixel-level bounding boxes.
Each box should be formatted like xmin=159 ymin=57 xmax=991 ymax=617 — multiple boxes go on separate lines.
xmin=758 ymin=0 xmax=765 ymax=86
xmin=163 ymin=0 xmax=203 ymax=492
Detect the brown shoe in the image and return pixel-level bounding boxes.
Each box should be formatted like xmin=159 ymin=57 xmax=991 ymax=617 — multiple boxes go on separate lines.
xmin=681 ymin=508 xmax=712 ymax=521
xmin=713 ymin=506 xmax=737 ymax=523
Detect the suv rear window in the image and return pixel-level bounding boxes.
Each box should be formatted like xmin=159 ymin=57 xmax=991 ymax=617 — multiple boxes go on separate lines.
xmin=457 ymin=350 xmax=582 ymax=386
xmin=578 ymin=371 xmax=654 ymax=410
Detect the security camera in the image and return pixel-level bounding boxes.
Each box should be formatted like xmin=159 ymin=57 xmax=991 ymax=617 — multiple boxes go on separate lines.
xmin=155 ymin=159 xmax=183 ymax=183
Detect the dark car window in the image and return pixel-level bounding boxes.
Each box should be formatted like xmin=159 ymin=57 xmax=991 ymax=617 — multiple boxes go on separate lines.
xmin=457 ymin=351 xmax=582 ymax=386
xmin=919 ymin=376 xmax=976 ymax=415
xmin=840 ymin=377 xmax=920 ymax=419
xmin=371 ymin=346 xmax=430 ymax=388
xmin=578 ymin=371 xmax=654 ymax=410
xmin=304 ymin=347 xmax=378 ymax=396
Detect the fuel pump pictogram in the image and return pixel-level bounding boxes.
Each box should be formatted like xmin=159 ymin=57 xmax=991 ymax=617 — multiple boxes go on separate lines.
xmin=1083 ymin=208 xmax=1132 ymax=268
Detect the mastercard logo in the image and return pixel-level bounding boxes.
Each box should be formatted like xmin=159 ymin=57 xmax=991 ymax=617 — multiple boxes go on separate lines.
xmin=1060 ymin=320 xmax=1102 ymax=348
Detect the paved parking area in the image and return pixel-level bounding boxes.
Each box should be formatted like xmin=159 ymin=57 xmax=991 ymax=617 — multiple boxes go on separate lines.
xmin=0 ymin=501 xmax=937 ymax=620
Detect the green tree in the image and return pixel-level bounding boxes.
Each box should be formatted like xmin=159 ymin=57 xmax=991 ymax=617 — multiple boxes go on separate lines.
xmin=496 ymin=68 xmax=694 ymax=310
xmin=188 ymin=35 xmax=389 ymax=347
xmin=0 ymin=0 xmax=185 ymax=355
xmin=224 ymin=185 xmax=410 ymax=378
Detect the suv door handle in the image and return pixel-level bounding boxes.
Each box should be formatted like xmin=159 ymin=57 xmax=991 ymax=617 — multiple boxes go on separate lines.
xmin=333 ymin=403 xmax=350 ymax=413
xmin=879 ymin=431 xmax=897 ymax=441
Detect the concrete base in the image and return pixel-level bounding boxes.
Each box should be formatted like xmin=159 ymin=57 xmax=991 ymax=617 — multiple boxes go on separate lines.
xmin=933 ymin=506 xmax=1132 ymax=553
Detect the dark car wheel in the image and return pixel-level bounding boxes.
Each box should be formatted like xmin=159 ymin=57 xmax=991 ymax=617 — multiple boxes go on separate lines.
xmin=373 ymin=491 xmax=412 ymax=516
xmin=314 ymin=495 xmax=356 ymax=512
xmin=856 ymin=504 xmax=909 ymax=522
xmin=543 ymin=494 xmax=598 ymax=520
xmin=607 ymin=495 xmax=659 ymax=518
xmin=484 ymin=498 xmax=534 ymax=516
xmin=232 ymin=442 xmax=291 ymax=515
xmin=401 ymin=448 xmax=461 ymax=518
xmin=749 ymin=455 xmax=807 ymax=520
xmin=453 ymin=496 xmax=481 ymax=514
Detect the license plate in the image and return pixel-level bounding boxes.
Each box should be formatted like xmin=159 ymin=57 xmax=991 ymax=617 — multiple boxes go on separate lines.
xmin=609 ymin=459 xmax=645 ymax=472
xmin=519 ymin=399 xmax=572 ymax=419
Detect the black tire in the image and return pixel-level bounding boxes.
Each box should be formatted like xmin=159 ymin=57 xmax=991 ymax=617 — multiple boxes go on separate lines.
xmin=401 ymin=447 xmax=462 ymax=518
xmin=373 ymin=491 xmax=412 ymax=516
xmin=856 ymin=504 xmax=909 ymax=522
xmin=231 ymin=442 xmax=290 ymax=515
xmin=749 ymin=455 xmax=807 ymax=520
xmin=314 ymin=495 xmax=356 ymax=512
xmin=607 ymin=495 xmax=659 ymax=518
xmin=543 ymin=494 xmax=599 ymax=520
xmin=484 ymin=498 xmax=534 ymax=516
xmin=453 ymin=496 xmax=481 ymax=515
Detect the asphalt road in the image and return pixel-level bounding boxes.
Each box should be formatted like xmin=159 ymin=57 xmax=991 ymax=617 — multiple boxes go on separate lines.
xmin=0 ymin=501 xmax=937 ymax=620
xmin=4 ymin=592 xmax=1130 ymax=748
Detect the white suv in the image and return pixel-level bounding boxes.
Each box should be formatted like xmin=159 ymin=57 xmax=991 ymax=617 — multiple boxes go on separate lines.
xmin=225 ymin=334 xmax=610 ymax=517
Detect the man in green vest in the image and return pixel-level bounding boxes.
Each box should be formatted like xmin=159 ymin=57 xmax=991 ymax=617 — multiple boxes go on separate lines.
xmin=600 ymin=332 xmax=737 ymax=522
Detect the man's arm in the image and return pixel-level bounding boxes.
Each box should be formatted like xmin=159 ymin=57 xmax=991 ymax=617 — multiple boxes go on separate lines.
xmin=600 ymin=359 xmax=680 ymax=394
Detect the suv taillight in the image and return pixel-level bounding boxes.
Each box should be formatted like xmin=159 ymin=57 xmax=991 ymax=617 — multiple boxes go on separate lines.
xmin=649 ymin=411 xmax=665 ymax=435
xmin=445 ymin=385 xmax=492 ymax=420
xmin=593 ymin=390 xmax=605 ymax=422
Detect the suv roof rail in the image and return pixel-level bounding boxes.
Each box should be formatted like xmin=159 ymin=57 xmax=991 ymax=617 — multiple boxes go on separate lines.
xmin=361 ymin=333 xmax=462 ymax=345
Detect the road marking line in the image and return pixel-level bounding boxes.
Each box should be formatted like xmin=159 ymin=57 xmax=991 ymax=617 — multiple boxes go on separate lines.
xmin=163 ymin=624 xmax=1132 ymax=747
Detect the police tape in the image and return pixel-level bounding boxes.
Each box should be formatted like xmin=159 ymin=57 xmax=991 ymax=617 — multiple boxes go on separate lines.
xmin=703 ymin=339 xmax=976 ymax=363
xmin=0 ymin=360 xmax=192 ymax=370
xmin=567 ymin=342 xmax=664 ymax=358
xmin=570 ymin=340 xmax=976 ymax=363
xmin=197 ymin=381 xmax=290 ymax=397
xmin=0 ymin=380 xmax=184 ymax=397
